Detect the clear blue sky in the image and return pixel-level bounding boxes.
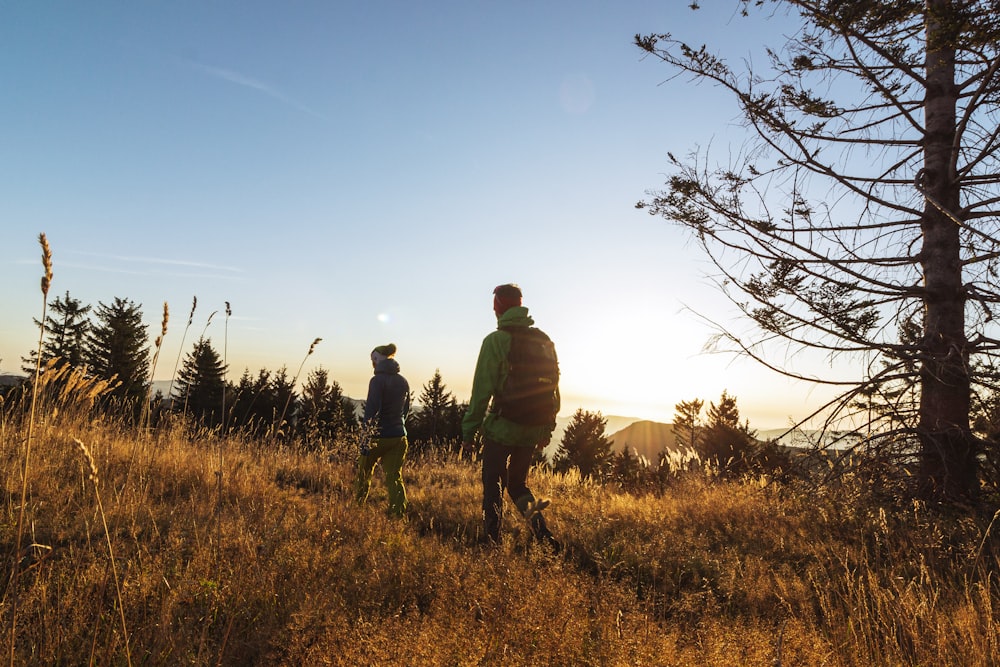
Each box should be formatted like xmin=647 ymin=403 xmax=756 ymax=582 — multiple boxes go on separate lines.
xmin=1 ymin=1 xmax=833 ymax=428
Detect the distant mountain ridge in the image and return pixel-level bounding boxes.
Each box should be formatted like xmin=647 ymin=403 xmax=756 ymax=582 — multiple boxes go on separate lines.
xmin=539 ymin=415 xmax=674 ymax=462
xmin=602 ymin=420 xmax=847 ymax=461
xmin=608 ymin=420 xmax=679 ymax=462
xmin=608 ymin=422 xmax=856 ymax=457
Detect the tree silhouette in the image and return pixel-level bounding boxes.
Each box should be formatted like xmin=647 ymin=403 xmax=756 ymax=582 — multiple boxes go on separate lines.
xmin=636 ymin=1 xmax=1000 ymax=500
xmin=296 ymin=366 xmax=350 ymax=447
xmin=340 ymin=395 xmax=360 ymax=432
xmin=85 ymin=297 xmax=150 ymax=416
xmin=609 ymin=448 xmax=646 ymax=492
xmin=698 ymin=390 xmax=757 ymax=475
xmin=172 ymin=338 xmax=227 ymax=428
xmin=673 ymin=398 xmax=704 ymax=451
xmin=553 ymin=409 xmax=614 ymax=479
xmin=406 ymin=369 xmax=463 ymax=451
xmin=268 ymin=366 xmax=296 ymax=440
xmin=228 ymin=368 xmax=273 ymax=437
xmin=22 ymin=290 xmax=91 ymax=374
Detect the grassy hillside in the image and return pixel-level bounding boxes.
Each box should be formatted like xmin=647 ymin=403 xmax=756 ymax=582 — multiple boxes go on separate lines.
xmin=2 ymin=406 xmax=999 ymax=665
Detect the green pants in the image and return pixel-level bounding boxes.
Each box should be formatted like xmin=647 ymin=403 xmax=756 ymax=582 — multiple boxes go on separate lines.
xmin=355 ymin=436 xmax=408 ymax=517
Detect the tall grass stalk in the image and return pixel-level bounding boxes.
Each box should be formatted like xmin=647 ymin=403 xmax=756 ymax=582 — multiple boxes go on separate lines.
xmin=199 ymin=309 xmax=217 ymax=342
xmin=273 ymin=337 xmax=321 ymax=442
xmin=181 ymin=310 xmax=216 ymax=417
xmin=215 ymin=302 xmax=232 ymax=584
xmin=970 ymin=508 xmax=1000 ymax=576
xmin=167 ymin=296 xmax=196 ymax=406
xmin=122 ymin=301 xmax=169 ymax=503
xmin=8 ymin=233 xmax=53 ymax=667
xmin=73 ymin=438 xmax=132 ymax=667
xmin=221 ymin=301 xmax=231 ymax=432
xmin=140 ymin=301 xmax=169 ymax=433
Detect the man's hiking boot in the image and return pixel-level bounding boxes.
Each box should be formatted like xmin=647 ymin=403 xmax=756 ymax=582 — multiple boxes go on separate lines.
xmin=537 ymin=531 xmax=562 ymax=555
xmin=522 ymin=497 xmax=551 ymax=522
xmin=527 ymin=505 xmax=561 ymax=555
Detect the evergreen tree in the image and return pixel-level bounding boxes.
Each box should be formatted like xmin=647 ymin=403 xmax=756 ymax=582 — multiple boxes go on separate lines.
xmin=673 ymin=398 xmax=704 ymax=451
xmin=698 ymin=390 xmax=757 ymax=474
xmin=610 ymin=448 xmax=646 ymax=492
xmin=326 ymin=378 xmax=350 ymax=435
xmin=44 ymin=291 xmax=92 ymax=367
xmin=296 ymin=366 xmax=348 ymax=446
xmin=229 ymin=368 xmax=273 ymax=437
xmin=172 ymin=337 xmax=227 ymax=427
xmin=636 ymin=1 xmax=1000 ymax=499
xmin=341 ymin=396 xmax=360 ymax=431
xmin=22 ymin=291 xmax=92 ymax=374
xmin=85 ymin=297 xmax=150 ymax=415
xmin=406 ymin=369 xmax=463 ymax=451
xmin=552 ymin=409 xmax=614 ymax=479
xmin=269 ymin=366 xmax=296 ymax=440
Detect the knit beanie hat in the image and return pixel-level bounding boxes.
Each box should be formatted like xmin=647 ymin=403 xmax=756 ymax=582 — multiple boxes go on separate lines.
xmin=371 ymin=343 xmax=397 ymax=365
xmin=493 ymin=283 xmax=522 ymax=317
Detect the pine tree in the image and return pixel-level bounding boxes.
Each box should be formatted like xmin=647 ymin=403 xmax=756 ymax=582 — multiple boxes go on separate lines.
xmin=326 ymin=378 xmax=350 ymax=435
xmin=698 ymin=390 xmax=757 ymax=474
xmin=673 ymin=398 xmax=704 ymax=451
xmin=341 ymin=396 xmax=360 ymax=431
xmin=269 ymin=366 xmax=296 ymax=440
xmin=552 ymin=409 xmax=614 ymax=479
xmin=229 ymin=368 xmax=273 ymax=436
xmin=610 ymin=448 xmax=646 ymax=491
xmin=407 ymin=369 xmax=463 ymax=451
xmin=636 ymin=1 xmax=1000 ymax=499
xmin=22 ymin=291 xmax=92 ymax=374
xmin=172 ymin=337 xmax=227 ymax=427
xmin=296 ymin=366 xmax=349 ymax=446
xmin=85 ymin=296 xmax=150 ymax=415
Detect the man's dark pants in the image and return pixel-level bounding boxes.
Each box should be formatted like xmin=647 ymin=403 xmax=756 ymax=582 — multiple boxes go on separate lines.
xmin=481 ymin=438 xmax=550 ymax=543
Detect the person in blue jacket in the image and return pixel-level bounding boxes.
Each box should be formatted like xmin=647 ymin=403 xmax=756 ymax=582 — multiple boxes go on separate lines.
xmin=355 ymin=343 xmax=411 ymax=517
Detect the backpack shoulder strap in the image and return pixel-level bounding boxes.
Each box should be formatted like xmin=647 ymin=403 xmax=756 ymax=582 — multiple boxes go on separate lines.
xmin=500 ymin=325 xmax=548 ymax=339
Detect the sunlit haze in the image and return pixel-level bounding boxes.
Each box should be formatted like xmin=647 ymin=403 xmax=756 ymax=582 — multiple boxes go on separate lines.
xmin=1 ymin=2 xmax=836 ymax=430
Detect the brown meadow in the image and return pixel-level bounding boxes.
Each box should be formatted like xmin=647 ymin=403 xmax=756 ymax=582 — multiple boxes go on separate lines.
xmin=2 ymin=399 xmax=998 ymax=665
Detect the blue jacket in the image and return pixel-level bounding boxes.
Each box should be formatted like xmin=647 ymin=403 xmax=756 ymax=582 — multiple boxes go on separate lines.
xmin=364 ymin=358 xmax=410 ymax=438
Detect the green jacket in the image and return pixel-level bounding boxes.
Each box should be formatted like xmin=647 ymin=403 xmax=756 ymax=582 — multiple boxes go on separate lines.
xmin=461 ymin=306 xmax=560 ymax=447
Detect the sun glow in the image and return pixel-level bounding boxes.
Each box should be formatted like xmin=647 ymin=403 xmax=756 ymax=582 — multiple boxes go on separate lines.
xmin=550 ymin=298 xmax=839 ymax=429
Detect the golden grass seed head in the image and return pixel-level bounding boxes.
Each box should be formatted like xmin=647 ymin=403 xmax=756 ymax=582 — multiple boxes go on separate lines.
xmin=155 ymin=301 xmax=169 ymax=348
xmin=308 ymin=338 xmax=322 ymax=355
xmin=72 ymin=437 xmax=100 ymax=486
xmin=38 ymin=232 xmax=53 ymax=296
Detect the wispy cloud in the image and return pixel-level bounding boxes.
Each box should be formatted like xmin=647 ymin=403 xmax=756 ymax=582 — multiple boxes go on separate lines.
xmin=49 ymin=251 xmax=245 ymax=281
xmin=183 ymin=58 xmax=327 ymax=120
xmin=69 ymin=250 xmax=242 ymax=272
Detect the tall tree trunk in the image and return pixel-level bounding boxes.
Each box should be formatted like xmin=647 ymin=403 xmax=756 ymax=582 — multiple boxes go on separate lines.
xmin=917 ymin=0 xmax=977 ymax=500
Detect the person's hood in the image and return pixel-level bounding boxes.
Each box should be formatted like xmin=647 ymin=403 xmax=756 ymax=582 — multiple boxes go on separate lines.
xmin=374 ymin=358 xmax=401 ymax=374
xmin=496 ymin=305 xmax=534 ymax=328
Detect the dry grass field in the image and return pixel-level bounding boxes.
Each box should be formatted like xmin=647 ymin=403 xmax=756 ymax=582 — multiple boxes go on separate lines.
xmin=2 ymin=389 xmax=998 ymax=666
xmin=2 ymin=235 xmax=997 ymax=665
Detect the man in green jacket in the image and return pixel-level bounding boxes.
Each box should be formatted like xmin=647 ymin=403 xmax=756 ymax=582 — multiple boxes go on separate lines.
xmin=462 ymin=284 xmax=561 ymax=550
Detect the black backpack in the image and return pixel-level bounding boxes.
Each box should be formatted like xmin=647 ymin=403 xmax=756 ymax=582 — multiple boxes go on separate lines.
xmin=493 ymin=326 xmax=559 ymax=426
